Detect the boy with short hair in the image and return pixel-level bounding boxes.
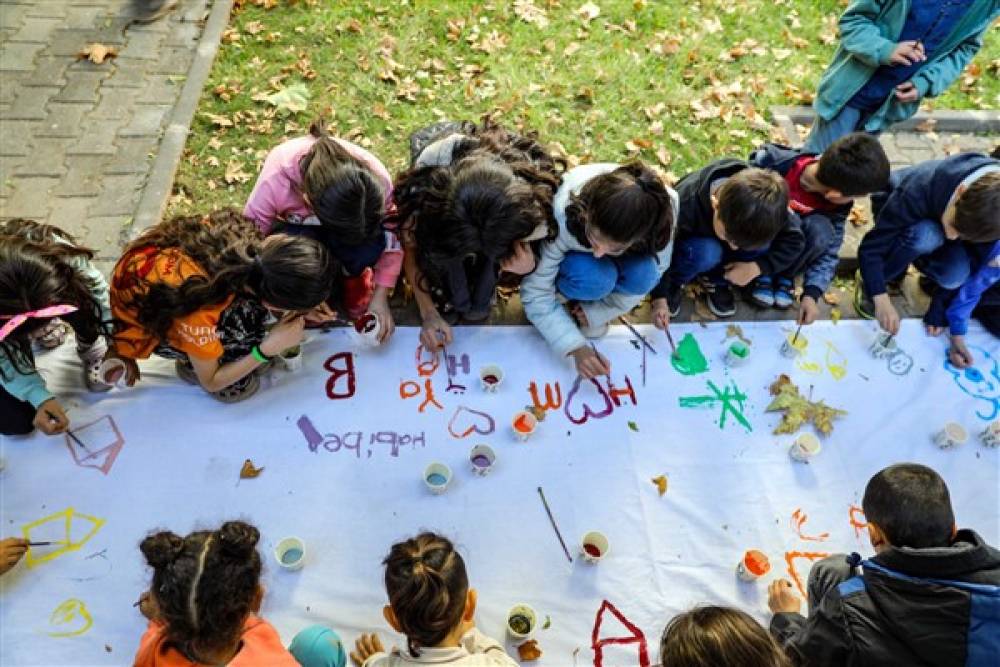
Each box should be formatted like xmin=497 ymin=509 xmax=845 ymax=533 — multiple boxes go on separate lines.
xmin=856 ymin=152 xmax=1000 ymax=366
xmin=804 ymin=0 xmax=1000 ymax=153
xmin=748 ymin=133 xmax=890 ymax=323
xmin=649 ymin=163 xmax=802 ymax=320
xmin=767 ymin=463 xmax=1000 ymax=667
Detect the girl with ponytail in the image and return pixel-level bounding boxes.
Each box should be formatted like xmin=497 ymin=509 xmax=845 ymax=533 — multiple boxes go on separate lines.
xmin=352 ymin=532 xmax=517 ymax=667
xmin=109 ymin=210 xmax=333 ymax=402
xmin=520 ymin=161 xmax=678 ymax=379
xmin=134 ymin=520 xmax=346 ymax=667
xmin=1 ymin=218 xmax=114 ymax=436
xmin=244 ymin=119 xmax=401 ymax=343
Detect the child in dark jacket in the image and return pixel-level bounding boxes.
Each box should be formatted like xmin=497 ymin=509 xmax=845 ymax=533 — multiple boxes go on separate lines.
xmin=748 ymin=133 xmax=890 ymax=323
xmin=649 ymin=163 xmax=802 ymax=320
xmin=856 ymin=152 xmax=1000 ymax=367
xmin=767 ymin=463 xmax=1000 ymax=667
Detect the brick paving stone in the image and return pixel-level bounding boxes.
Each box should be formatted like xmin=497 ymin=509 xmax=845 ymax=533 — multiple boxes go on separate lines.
xmin=52 ymin=70 xmax=106 ymax=103
xmin=0 ymin=41 xmax=46 ymax=71
xmin=117 ymin=27 xmax=166 ymax=60
xmin=90 ymin=84 xmax=141 ymax=118
xmin=8 ymin=16 xmax=62 ymax=43
xmin=149 ymin=45 xmax=195 ymax=75
xmin=66 ymin=119 xmax=121 ymax=156
xmin=105 ymin=135 xmax=159 ymax=175
xmin=893 ymin=132 xmax=932 ymax=150
xmin=0 ymin=5 xmax=30 ymax=32
xmin=25 ymin=2 xmax=70 ymax=20
xmin=118 ymin=104 xmax=171 ymax=137
xmin=22 ymin=56 xmax=70 ymax=88
xmin=139 ymin=73 xmax=186 ymax=105
xmin=60 ymin=155 xmax=112 ymax=197
xmin=0 ymin=86 xmax=60 ymax=120
xmin=12 ymin=137 xmax=66 ymax=177
xmin=0 ymin=120 xmax=41 ymax=156
xmin=37 ymin=102 xmax=94 ymax=138
xmin=88 ymin=173 xmax=143 ymax=217
xmin=102 ymin=57 xmax=150 ymax=88
xmin=0 ymin=72 xmax=28 ymax=103
xmin=1 ymin=176 xmax=58 ymax=219
xmin=48 ymin=195 xmax=95 ymax=229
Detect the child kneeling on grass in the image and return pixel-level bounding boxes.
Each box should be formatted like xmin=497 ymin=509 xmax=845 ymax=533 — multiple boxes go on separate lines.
xmin=135 ymin=521 xmax=346 ymax=667
xmin=352 ymin=532 xmax=517 ymax=666
xmin=855 ymin=152 xmax=1000 ymax=367
xmin=520 ymin=161 xmax=676 ymax=379
xmin=748 ymin=133 xmax=890 ymax=323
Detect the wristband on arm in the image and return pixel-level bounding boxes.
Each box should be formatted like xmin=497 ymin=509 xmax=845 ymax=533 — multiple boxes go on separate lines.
xmin=251 ymin=345 xmax=271 ymax=363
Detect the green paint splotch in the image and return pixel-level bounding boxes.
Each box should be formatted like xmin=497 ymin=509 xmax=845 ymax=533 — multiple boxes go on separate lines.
xmin=678 ymin=380 xmax=753 ymax=432
xmin=670 ymin=333 xmax=708 ymax=375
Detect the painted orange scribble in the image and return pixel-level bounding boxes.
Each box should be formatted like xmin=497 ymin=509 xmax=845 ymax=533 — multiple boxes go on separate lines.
xmin=849 ymin=505 xmax=868 ymax=539
xmin=528 ymin=381 xmax=563 ymax=412
xmin=398 ymin=379 xmax=443 ymax=413
xmin=785 ymin=551 xmax=829 ymax=598
xmin=791 ymin=508 xmax=830 ymax=542
xmin=415 ymin=345 xmax=440 ymax=377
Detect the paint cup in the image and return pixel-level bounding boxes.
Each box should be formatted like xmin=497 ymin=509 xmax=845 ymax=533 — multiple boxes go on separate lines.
xmin=512 ymin=410 xmax=538 ymax=441
xmin=506 ymin=604 xmax=538 ymax=641
xmin=980 ymin=420 xmax=1000 ymax=448
xmin=274 ymin=537 xmax=306 ymax=571
xmin=469 ymin=444 xmax=496 ymax=476
xmin=788 ymin=433 xmax=822 ymax=462
xmin=724 ymin=340 xmax=751 ymax=367
xmin=933 ymin=422 xmax=968 ymax=449
xmin=736 ymin=549 xmax=770 ymax=582
xmin=479 ymin=364 xmax=504 ymax=392
xmin=280 ymin=346 xmax=303 ymax=372
xmin=869 ymin=333 xmax=898 ymax=359
xmin=424 ymin=462 xmax=452 ymax=494
xmin=780 ymin=333 xmax=807 ymax=359
xmin=353 ymin=312 xmax=382 ymax=345
xmin=97 ymin=358 xmax=127 ymax=387
xmin=580 ymin=531 xmax=610 ymax=563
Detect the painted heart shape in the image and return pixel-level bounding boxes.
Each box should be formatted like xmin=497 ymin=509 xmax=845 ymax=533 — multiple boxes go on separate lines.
xmin=448 ymin=406 xmax=496 ymax=439
xmin=564 ymin=376 xmax=613 ymax=425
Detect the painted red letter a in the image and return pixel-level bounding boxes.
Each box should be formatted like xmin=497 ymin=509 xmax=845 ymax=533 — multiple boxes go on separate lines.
xmin=591 ymin=600 xmax=649 ymax=667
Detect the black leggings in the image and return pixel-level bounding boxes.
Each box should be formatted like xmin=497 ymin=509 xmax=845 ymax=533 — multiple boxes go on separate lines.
xmin=1 ymin=384 xmax=36 ymax=435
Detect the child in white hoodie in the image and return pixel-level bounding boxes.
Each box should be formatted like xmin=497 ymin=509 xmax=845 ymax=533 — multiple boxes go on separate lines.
xmin=351 ymin=532 xmax=517 ymax=667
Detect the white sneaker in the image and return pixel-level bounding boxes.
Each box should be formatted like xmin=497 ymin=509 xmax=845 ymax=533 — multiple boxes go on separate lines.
xmin=78 ymin=338 xmax=112 ymax=392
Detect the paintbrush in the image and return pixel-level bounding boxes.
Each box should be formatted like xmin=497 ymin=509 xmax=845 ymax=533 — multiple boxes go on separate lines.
xmin=791 ymin=323 xmax=804 ymax=346
xmin=617 ymin=316 xmax=657 ymax=355
xmin=45 ymin=410 xmax=89 ymax=451
xmin=27 ymin=541 xmax=54 ymax=547
xmin=537 ymin=487 xmax=573 ymax=563
xmin=664 ymin=328 xmax=678 ymax=358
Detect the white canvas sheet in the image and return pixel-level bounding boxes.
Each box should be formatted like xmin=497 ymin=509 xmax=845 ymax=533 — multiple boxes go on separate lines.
xmin=1 ymin=320 xmax=998 ymax=667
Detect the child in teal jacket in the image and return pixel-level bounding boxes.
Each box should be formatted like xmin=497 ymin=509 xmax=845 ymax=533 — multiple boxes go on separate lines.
xmin=804 ymin=0 xmax=1000 ymax=153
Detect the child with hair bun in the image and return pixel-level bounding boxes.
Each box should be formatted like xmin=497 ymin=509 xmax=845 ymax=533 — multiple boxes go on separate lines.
xmin=352 ymin=532 xmax=517 ymax=666
xmin=135 ymin=520 xmax=346 ymax=667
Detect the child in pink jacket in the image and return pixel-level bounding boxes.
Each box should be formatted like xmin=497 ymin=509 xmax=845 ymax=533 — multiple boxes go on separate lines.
xmin=245 ymin=120 xmax=401 ymax=342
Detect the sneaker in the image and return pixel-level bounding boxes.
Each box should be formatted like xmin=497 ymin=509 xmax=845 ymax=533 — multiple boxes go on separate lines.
xmin=580 ymin=321 xmax=610 ymax=339
xmin=665 ymin=280 xmax=684 ymax=317
xmin=773 ymin=278 xmax=795 ymax=309
xmin=853 ymin=270 xmax=875 ymax=320
xmin=211 ymin=372 xmax=261 ymax=403
xmin=132 ymin=0 xmax=178 ymax=23
xmin=748 ymin=276 xmax=775 ymax=308
xmin=78 ymin=338 xmax=112 ymax=392
xmin=703 ymin=281 xmax=737 ymax=318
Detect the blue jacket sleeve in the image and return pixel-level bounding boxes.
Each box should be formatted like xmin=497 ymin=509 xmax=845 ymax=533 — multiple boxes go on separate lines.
xmin=802 ymin=216 xmax=846 ymax=300
xmin=946 ymin=256 xmax=1000 ymax=336
xmin=0 ymin=356 xmax=52 ymax=409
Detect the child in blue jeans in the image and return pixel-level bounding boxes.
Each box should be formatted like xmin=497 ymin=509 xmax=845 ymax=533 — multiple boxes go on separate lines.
xmin=520 ymin=162 xmax=677 ymax=379
xmin=650 ymin=163 xmax=801 ymax=320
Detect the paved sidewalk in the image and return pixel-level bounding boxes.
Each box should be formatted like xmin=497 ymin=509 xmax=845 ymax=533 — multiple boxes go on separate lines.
xmin=0 ymin=0 xmax=216 ymax=273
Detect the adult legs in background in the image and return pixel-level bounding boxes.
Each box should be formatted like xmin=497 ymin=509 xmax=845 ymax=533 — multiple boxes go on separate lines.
xmin=131 ymin=0 xmax=179 ymax=23
xmin=289 ymin=626 xmax=348 ymax=667
xmin=0 ymin=386 xmax=36 ymax=436
xmin=802 ymin=106 xmax=866 ymax=154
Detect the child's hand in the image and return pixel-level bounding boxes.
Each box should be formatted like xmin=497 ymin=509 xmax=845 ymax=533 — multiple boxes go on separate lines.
xmin=367 ymin=291 xmax=396 ymax=344
xmin=925 ymin=324 xmax=945 ymax=337
xmin=420 ymin=313 xmax=452 ymax=351
xmin=723 ymin=261 xmax=761 ymax=287
xmin=569 ymin=303 xmax=590 ymax=328
xmin=894 ymin=81 xmax=920 ymax=103
xmin=888 ymin=40 xmax=925 ymax=66
xmin=33 ymin=398 xmax=69 ymax=435
xmin=872 ymin=294 xmax=900 ymax=335
xmin=351 ymin=633 xmax=385 ymax=667
xmin=500 ymin=241 xmax=536 ymax=275
xmin=304 ymin=302 xmax=338 ymax=326
xmin=260 ymin=315 xmax=305 ymax=357
xmin=797 ymin=295 xmax=819 ymax=326
xmin=949 ymin=335 xmax=974 ymax=368
xmin=571 ymin=346 xmax=610 ymax=379
xmin=0 ymin=538 xmax=28 ymax=576
xmin=650 ymin=298 xmax=671 ymax=330
xmin=767 ymin=579 xmax=802 ymax=614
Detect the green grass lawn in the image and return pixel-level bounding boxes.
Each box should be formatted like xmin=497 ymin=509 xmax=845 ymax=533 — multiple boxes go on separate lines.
xmin=170 ymin=0 xmax=998 ymax=214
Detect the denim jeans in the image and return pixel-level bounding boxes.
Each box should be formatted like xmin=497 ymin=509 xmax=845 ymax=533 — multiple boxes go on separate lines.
xmin=878 ymin=219 xmax=969 ymax=290
xmin=777 ymin=214 xmax=837 ymax=281
xmin=803 ymin=106 xmax=872 ymax=154
xmin=667 ymin=237 xmax=766 ymax=287
xmin=556 ymin=251 xmax=660 ymax=301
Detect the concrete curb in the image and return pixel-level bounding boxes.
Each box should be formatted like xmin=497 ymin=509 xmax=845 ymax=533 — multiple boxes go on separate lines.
xmin=128 ymin=0 xmax=234 ymax=240
xmin=770 ymin=105 xmax=1000 ymax=140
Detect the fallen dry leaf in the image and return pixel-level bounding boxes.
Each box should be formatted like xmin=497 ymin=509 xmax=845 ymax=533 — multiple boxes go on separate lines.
xmin=77 ymin=43 xmax=118 ymax=64
xmin=240 ymin=458 xmax=264 ymax=479
xmin=822 ymin=292 xmax=840 ymax=306
xmin=576 ymin=1 xmax=601 ymax=22
xmin=651 ymin=475 xmax=668 ymax=497
xmin=830 ymin=307 xmax=842 ymax=324
xmin=518 ymin=640 xmax=543 ymax=662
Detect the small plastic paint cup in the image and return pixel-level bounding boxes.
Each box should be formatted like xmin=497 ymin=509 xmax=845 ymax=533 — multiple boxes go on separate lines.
xmin=274 ymin=537 xmax=306 ymax=571
xmin=933 ymin=422 xmax=968 ymax=449
xmin=736 ymin=549 xmax=770 ymax=582
xmin=869 ymin=333 xmax=898 ymax=359
xmin=980 ymin=421 xmax=1000 ymax=448
xmin=780 ymin=334 xmax=807 ymax=359
xmin=724 ymin=341 xmax=750 ymax=367
xmin=424 ymin=462 xmax=452 ymax=494
xmin=469 ymin=444 xmax=496 ymax=476
xmin=479 ymin=364 xmax=504 ymax=392
xmin=281 ymin=346 xmax=303 ymax=372
xmin=511 ymin=410 xmax=538 ymax=441
xmin=97 ymin=358 xmax=127 ymax=387
xmin=506 ymin=604 xmax=537 ymax=641
xmin=580 ymin=531 xmax=610 ymax=564
xmin=788 ymin=433 xmax=822 ymax=462
xmin=353 ymin=312 xmax=382 ymax=345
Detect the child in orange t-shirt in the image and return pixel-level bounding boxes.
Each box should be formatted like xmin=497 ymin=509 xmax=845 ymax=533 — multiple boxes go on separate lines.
xmin=134 ymin=521 xmax=347 ymax=667
xmin=109 ymin=210 xmax=334 ymax=402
